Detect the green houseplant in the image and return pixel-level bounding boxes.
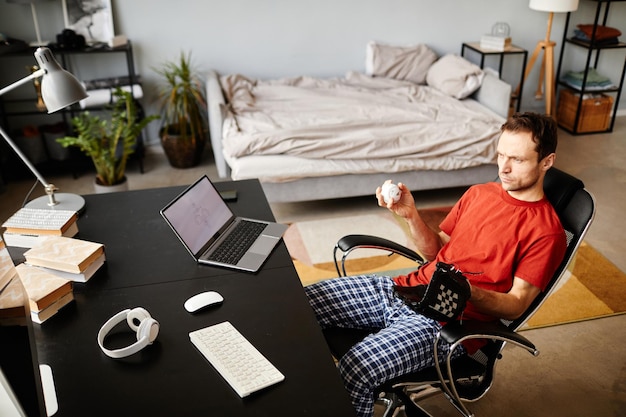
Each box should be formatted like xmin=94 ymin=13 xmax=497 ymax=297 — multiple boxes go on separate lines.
xmin=57 ymin=89 xmax=159 ymax=188
xmin=154 ymin=51 xmax=208 ymax=168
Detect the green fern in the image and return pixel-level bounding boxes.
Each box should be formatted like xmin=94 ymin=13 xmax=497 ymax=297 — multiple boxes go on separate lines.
xmin=58 ymin=89 xmax=159 ymax=186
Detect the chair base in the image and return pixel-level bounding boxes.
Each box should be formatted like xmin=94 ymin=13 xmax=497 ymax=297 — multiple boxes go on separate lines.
xmin=376 ymin=384 xmax=477 ymax=417
xmin=376 ymin=388 xmax=437 ymax=417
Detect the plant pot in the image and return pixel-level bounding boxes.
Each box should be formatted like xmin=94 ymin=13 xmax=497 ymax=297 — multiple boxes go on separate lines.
xmin=94 ymin=176 xmax=129 ymax=194
xmin=160 ymin=128 xmax=206 ymax=169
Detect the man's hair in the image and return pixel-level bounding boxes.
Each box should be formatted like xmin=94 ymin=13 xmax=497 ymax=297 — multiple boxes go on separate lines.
xmin=501 ymin=112 xmax=558 ymax=161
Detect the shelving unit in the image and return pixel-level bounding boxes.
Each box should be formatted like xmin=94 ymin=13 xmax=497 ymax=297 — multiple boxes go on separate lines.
xmin=0 ymin=41 xmax=145 ymax=179
xmin=555 ymin=0 xmax=626 ymax=134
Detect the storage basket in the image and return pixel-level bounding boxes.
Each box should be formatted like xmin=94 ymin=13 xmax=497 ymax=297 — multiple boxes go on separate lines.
xmin=557 ymin=89 xmax=613 ymax=133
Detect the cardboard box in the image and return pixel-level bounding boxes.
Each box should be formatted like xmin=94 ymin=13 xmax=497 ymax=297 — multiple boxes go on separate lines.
xmin=558 ymin=89 xmax=613 ymax=133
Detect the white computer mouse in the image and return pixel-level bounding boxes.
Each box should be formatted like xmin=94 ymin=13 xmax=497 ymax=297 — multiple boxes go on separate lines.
xmin=184 ymin=291 xmax=224 ymax=313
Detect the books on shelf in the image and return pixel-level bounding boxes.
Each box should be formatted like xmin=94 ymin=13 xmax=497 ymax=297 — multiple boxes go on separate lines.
xmin=2 ymin=208 xmax=79 ymax=248
xmin=15 ymin=263 xmax=74 ymax=323
xmin=480 ymin=35 xmax=512 ymax=51
xmin=24 ymin=236 xmax=105 ymax=275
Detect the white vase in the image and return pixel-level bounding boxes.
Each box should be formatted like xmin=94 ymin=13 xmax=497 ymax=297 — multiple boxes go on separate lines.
xmin=94 ymin=177 xmax=129 ymax=194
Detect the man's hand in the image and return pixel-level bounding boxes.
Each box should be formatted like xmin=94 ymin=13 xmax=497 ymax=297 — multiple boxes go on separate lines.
xmin=376 ymin=181 xmax=417 ymax=219
xmin=376 ymin=180 xmax=445 ymax=262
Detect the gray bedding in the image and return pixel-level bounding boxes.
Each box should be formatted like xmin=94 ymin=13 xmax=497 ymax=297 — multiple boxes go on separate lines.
xmin=221 ymin=72 xmax=501 ymax=171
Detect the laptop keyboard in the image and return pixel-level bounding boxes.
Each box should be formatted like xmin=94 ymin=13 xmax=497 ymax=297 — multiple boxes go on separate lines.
xmin=208 ymin=220 xmax=267 ymax=264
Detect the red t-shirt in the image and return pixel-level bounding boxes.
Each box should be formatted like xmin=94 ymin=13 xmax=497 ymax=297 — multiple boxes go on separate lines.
xmin=394 ymin=182 xmax=567 ymax=322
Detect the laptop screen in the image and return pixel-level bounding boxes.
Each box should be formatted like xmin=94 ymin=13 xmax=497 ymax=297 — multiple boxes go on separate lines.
xmin=161 ymin=176 xmax=234 ymax=255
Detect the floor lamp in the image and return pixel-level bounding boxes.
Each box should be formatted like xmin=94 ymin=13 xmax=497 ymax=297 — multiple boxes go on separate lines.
xmin=521 ymin=0 xmax=579 ymax=116
xmin=0 ymin=47 xmax=88 ymax=212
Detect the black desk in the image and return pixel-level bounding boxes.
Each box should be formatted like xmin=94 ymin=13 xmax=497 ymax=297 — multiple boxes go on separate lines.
xmin=31 ymin=179 xmax=355 ymax=417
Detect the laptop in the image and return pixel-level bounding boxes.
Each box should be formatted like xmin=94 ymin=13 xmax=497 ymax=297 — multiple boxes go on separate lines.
xmin=160 ymin=176 xmax=288 ymax=272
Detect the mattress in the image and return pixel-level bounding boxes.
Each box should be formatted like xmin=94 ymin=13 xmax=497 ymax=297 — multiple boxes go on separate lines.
xmin=219 ymin=71 xmax=504 ymax=182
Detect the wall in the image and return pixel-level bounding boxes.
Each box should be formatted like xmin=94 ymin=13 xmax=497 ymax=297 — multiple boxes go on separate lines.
xmin=1 ymin=0 xmax=624 ymax=144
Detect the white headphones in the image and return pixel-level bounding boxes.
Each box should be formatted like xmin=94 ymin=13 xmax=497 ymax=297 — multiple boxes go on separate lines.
xmin=97 ymin=307 xmax=160 ymax=359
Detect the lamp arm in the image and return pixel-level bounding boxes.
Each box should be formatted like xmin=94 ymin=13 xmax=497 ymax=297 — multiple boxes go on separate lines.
xmin=0 ymin=69 xmax=46 ymax=97
xmin=0 ymin=123 xmax=55 ymax=187
xmin=0 ymin=68 xmax=51 ymax=190
xmin=0 ymin=112 xmax=59 ymax=206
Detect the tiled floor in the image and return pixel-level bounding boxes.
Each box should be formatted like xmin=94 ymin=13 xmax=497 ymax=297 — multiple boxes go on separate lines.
xmin=1 ymin=118 xmax=625 ymax=416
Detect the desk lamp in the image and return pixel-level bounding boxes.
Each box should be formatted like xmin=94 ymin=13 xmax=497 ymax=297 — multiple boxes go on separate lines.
xmin=521 ymin=0 xmax=579 ymax=116
xmin=0 ymin=47 xmax=88 ymax=212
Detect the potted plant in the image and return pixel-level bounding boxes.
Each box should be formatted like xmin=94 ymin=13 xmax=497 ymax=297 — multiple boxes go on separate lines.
xmin=57 ymin=88 xmax=159 ymax=191
xmin=154 ymin=51 xmax=208 ymax=168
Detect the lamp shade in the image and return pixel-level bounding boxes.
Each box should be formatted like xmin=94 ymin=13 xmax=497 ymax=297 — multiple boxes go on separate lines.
xmin=529 ymin=0 xmax=579 ymax=12
xmin=34 ymin=47 xmax=88 ymax=113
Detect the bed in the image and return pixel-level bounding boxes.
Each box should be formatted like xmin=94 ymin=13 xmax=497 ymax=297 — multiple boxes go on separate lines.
xmin=207 ymin=43 xmax=512 ymax=203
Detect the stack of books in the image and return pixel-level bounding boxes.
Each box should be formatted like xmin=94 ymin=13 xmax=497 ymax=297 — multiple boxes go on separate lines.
xmin=15 ymin=264 xmax=74 ymax=324
xmin=23 ymin=236 xmax=106 ymax=283
xmin=2 ymin=208 xmax=79 ymax=248
xmin=480 ymin=35 xmax=512 ymax=51
xmin=0 ymin=239 xmax=29 ymax=321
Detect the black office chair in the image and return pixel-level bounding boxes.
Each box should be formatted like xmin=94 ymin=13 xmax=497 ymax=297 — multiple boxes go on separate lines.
xmin=324 ymin=168 xmax=595 ymax=417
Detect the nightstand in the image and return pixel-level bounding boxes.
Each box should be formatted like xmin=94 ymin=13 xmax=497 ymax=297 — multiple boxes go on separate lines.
xmin=461 ymin=42 xmax=528 ymax=112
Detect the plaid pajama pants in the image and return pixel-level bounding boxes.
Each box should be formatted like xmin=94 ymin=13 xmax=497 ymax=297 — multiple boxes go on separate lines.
xmin=304 ymin=274 xmax=464 ymax=417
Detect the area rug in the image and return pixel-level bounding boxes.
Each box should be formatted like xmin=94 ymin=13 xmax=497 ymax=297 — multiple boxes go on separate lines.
xmin=523 ymin=241 xmax=626 ymax=329
xmin=284 ymin=208 xmax=449 ymax=286
xmin=284 ymin=209 xmax=626 ymax=329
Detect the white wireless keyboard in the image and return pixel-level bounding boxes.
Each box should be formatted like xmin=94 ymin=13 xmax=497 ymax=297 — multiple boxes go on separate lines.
xmin=189 ymin=321 xmax=285 ymax=397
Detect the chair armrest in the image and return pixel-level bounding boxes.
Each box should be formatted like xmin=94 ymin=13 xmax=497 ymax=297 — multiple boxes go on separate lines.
xmin=336 ymin=234 xmax=425 ymax=263
xmin=439 ymin=320 xmax=538 ymax=355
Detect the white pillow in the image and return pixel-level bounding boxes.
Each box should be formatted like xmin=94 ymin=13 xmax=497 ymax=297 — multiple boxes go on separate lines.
xmin=365 ymin=41 xmax=438 ymax=85
xmin=426 ymin=54 xmax=485 ymax=99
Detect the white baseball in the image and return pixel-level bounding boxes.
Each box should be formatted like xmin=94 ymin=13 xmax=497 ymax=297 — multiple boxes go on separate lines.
xmin=382 ymin=183 xmax=401 ymax=203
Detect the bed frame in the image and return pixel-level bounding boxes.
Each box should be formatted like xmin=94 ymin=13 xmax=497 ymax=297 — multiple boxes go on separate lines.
xmin=207 ymin=70 xmax=511 ymax=203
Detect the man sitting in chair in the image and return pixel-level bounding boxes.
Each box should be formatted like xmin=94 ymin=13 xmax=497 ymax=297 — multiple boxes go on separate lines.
xmin=304 ymin=112 xmax=567 ymax=417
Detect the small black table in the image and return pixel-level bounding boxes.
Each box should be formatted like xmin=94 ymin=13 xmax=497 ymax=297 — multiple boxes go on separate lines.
xmin=31 ymin=179 xmax=356 ymax=417
xmin=461 ymin=42 xmax=528 ymax=112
